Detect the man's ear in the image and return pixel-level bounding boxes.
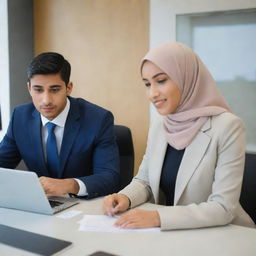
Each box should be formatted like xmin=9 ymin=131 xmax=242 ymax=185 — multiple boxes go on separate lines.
xmin=67 ymin=81 xmax=73 ymax=96
xmin=27 ymin=82 xmax=32 ymax=96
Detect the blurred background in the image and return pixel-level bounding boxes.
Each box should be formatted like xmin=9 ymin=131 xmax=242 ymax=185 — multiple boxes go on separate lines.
xmin=0 ymin=0 xmax=255 ymax=174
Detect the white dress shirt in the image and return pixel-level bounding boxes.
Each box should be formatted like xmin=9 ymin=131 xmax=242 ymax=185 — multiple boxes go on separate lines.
xmin=41 ymin=98 xmax=87 ymax=196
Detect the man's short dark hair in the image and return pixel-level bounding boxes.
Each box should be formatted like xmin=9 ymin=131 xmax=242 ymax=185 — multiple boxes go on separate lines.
xmin=27 ymin=52 xmax=71 ymax=86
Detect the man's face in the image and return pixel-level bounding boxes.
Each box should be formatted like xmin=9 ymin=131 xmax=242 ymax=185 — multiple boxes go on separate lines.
xmin=27 ymin=73 xmax=73 ymax=120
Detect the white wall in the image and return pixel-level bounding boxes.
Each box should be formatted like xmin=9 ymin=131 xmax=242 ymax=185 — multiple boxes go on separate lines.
xmin=0 ymin=0 xmax=10 ymax=140
xmin=149 ymin=0 xmax=256 ymax=48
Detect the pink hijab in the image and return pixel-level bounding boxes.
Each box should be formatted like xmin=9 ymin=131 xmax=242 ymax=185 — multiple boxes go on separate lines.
xmin=141 ymin=42 xmax=230 ymax=150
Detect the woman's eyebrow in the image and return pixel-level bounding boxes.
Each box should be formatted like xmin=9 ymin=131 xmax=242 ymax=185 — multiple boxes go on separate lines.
xmin=152 ymin=72 xmax=166 ymax=79
xmin=142 ymin=72 xmax=166 ymax=81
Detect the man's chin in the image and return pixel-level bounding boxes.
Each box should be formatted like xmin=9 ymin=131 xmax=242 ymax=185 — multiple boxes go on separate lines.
xmin=41 ymin=112 xmax=55 ymax=121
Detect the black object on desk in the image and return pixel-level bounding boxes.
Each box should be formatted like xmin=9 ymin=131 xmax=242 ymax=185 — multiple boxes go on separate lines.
xmin=0 ymin=224 xmax=72 ymax=255
xmin=89 ymin=251 xmax=119 ymax=256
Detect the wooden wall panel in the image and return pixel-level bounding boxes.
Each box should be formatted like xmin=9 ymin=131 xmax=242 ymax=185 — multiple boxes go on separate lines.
xmin=34 ymin=0 xmax=149 ymax=174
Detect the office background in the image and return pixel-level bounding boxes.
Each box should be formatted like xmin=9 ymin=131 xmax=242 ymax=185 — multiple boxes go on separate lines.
xmin=0 ymin=0 xmax=149 ymax=172
xmin=0 ymin=0 xmax=256 ymax=174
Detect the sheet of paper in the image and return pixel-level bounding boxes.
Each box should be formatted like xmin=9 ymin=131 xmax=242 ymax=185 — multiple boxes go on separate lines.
xmin=56 ymin=210 xmax=82 ymax=219
xmin=77 ymin=215 xmax=160 ymax=233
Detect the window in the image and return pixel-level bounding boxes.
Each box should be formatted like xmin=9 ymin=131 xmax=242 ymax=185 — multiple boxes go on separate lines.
xmin=0 ymin=108 xmax=2 ymax=130
xmin=177 ymin=9 xmax=256 ymax=152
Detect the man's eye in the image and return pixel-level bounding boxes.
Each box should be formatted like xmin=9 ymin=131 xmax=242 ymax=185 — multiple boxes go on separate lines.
xmin=51 ymin=88 xmax=60 ymax=93
xmin=34 ymin=89 xmax=43 ymax=93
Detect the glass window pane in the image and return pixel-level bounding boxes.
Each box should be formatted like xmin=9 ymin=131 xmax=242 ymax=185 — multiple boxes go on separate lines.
xmin=177 ymin=10 xmax=256 ymax=152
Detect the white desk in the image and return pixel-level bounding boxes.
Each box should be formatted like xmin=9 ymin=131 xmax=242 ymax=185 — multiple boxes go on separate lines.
xmin=0 ymin=198 xmax=256 ymax=256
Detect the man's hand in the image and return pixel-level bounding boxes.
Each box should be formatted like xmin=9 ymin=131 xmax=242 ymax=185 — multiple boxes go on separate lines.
xmin=115 ymin=209 xmax=160 ymax=229
xmin=39 ymin=177 xmax=79 ymax=197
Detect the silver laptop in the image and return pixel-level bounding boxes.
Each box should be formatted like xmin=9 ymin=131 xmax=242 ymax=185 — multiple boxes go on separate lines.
xmin=0 ymin=168 xmax=79 ymax=215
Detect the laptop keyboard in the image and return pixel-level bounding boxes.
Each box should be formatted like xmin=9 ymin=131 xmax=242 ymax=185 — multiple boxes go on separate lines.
xmin=48 ymin=200 xmax=64 ymax=208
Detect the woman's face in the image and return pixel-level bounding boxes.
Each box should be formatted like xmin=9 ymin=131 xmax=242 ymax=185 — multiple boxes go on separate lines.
xmin=141 ymin=61 xmax=181 ymax=116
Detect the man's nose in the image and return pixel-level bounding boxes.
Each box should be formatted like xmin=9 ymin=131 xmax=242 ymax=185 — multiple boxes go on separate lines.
xmin=42 ymin=92 xmax=52 ymax=105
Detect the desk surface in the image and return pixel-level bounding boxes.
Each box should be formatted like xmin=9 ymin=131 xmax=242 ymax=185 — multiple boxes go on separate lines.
xmin=0 ymin=198 xmax=256 ymax=256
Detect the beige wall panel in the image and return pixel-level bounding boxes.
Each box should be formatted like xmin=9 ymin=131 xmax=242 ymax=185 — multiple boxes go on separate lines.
xmin=34 ymin=0 xmax=149 ymax=174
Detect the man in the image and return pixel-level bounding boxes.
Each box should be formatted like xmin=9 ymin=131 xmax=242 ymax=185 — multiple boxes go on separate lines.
xmin=0 ymin=52 xmax=120 ymax=198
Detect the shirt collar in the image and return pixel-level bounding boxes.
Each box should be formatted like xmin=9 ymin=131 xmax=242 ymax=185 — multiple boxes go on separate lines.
xmin=41 ymin=98 xmax=70 ymax=127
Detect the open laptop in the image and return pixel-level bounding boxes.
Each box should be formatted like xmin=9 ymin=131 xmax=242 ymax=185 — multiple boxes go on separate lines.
xmin=0 ymin=168 xmax=79 ymax=215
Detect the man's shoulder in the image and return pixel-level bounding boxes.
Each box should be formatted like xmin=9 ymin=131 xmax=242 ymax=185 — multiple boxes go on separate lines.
xmin=13 ymin=102 xmax=35 ymax=114
xmin=68 ymin=97 xmax=114 ymax=130
xmin=69 ymin=97 xmax=111 ymax=115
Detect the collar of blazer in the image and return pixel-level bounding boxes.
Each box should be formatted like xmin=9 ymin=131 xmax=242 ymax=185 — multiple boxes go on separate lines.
xmin=174 ymin=118 xmax=212 ymax=205
xmin=58 ymin=97 xmax=81 ymax=176
xmin=148 ymin=116 xmax=213 ymax=205
xmin=30 ymin=109 xmax=49 ymax=176
xmin=30 ymin=97 xmax=81 ymax=178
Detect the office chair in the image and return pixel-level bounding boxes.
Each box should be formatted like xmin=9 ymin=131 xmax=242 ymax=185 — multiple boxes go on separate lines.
xmin=114 ymin=125 xmax=134 ymax=190
xmin=240 ymin=153 xmax=256 ymax=224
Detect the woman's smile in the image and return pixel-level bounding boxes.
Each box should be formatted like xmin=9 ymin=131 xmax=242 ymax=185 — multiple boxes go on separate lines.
xmin=153 ymin=99 xmax=167 ymax=108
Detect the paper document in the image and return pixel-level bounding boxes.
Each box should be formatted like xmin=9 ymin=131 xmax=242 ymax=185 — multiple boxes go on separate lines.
xmin=78 ymin=215 xmax=160 ymax=233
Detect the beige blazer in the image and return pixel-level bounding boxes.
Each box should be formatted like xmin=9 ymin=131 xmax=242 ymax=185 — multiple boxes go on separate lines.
xmin=120 ymin=112 xmax=255 ymax=230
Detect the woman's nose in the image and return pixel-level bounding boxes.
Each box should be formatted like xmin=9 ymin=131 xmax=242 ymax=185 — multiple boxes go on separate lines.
xmin=148 ymin=85 xmax=160 ymax=99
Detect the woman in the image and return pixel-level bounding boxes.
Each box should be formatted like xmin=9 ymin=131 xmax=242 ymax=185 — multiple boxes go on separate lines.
xmin=103 ymin=42 xmax=255 ymax=230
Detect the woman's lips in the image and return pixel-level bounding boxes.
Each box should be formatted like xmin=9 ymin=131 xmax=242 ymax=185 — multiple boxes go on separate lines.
xmin=153 ymin=99 xmax=166 ymax=107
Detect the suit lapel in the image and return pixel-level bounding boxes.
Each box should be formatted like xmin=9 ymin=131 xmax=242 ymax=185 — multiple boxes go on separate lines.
xmin=59 ymin=99 xmax=80 ymax=178
xmin=148 ymin=120 xmax=167 ymax=204
xmin=31 ymin=110 xmax=49 ymax=176
xmin=174 ymin=119 xmax=212 ymax=205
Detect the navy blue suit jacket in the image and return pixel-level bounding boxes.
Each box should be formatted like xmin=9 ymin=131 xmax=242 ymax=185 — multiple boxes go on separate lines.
xmin=0 ymin=97 xmax=120 ymax=198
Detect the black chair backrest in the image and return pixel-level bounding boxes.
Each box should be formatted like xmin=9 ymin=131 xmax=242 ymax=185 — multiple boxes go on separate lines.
xmin=240 ymin=153 xmax=256 ymax=224
xmin=114 ymin=125 xmax=134 ymax=190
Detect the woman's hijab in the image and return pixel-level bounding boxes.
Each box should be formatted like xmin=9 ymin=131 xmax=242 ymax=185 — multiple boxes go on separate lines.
xmin=141 ymin=42 xmax=230 ymax=150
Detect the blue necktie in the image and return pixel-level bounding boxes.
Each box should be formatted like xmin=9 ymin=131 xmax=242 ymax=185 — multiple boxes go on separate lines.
xmin=46 ymin=122 xmax=59 ymax=177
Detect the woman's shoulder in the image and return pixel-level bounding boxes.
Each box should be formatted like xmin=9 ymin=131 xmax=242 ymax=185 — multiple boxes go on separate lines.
xmin=208 ymin=112 xmax=245 ymax=138
xmin=211 ymin=111 xmax=244 ymax=127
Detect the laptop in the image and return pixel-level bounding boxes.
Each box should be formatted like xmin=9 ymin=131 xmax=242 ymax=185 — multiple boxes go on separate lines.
xmin=0 ymin=168 xmax=79 ymax=215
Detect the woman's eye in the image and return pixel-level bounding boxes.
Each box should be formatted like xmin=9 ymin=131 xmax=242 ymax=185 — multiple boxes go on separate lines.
xmin=158 ymin=79 xmax=166 ymax=84
xmin=144 ymin=82 xmax=151 ymax=87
